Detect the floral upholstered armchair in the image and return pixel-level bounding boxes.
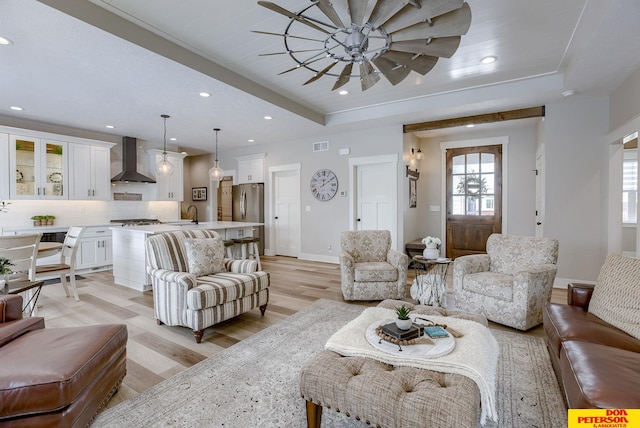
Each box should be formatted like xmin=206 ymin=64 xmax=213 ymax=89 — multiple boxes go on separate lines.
xmin=453 ymin=233 xmax=559 ymax=330
xmin=339 ymin=230 xmax=409 ymax=301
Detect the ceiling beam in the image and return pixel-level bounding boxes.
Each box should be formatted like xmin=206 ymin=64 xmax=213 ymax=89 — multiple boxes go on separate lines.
xmin=36 ymin=0 xmax=326 ymax=126
xmin=403 ymin=106 xmax=545 ymax=133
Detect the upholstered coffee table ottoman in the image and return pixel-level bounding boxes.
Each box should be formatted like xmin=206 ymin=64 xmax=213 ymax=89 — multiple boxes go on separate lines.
xmin=300 ymin=300 xmax=489 ymax=428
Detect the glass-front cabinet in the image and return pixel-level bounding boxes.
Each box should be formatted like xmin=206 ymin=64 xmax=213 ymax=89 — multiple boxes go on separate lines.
xmin=10 ymin=135 xmax=68 ymax=199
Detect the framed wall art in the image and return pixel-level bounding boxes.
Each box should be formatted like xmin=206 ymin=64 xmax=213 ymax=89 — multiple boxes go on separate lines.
xmin=409 ymin=178 xmax=417 ymax=208
xmin=192 ymin=187 xmax=207 ymax=201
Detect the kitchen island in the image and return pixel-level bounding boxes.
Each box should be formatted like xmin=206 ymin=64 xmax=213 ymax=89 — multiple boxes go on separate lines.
xmin=111 ymin=221 xmax=263 ymax=291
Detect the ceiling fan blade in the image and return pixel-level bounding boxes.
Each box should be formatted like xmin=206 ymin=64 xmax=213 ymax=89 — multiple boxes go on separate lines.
xmin=389 ymin=3 xmax=471 ymax=41
xmin=251 ymin=30 xmax=326 ymax=43
xmin=382 ymin=0 xmax=464 ymax=34
xmin=372 ymin=56 xmax=411 ymax=85
xmin=347 ymin=0 xmax=370 ymax=26
xmin=359 ymin=60 xmax=380 ymax=91
xmin=391 ymin=36 xmax=461 ymax=58
xmin=260 ymin=48 xmax=325 ymax=56
xmin=277 ymin=57 xmax=325 ymax=75
xmin=315 ymin=0 xmax=345 ymax=28
xmin=304 ymin=61 xmax=340 ymax=85
xmin=368 ymin=0 xmax=409 ymax=29
xmin=258 ymin=1 xmax=330 ymax=34
xmin=332 ymin=62 xmax=353 ymax=90
xmin=381 ymin=51 xmax=438 ymax=75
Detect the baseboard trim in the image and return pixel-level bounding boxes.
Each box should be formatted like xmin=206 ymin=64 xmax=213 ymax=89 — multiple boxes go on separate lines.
xmin=298 ymin=253 xmax=339 ymax=264
xmin=553 ymin=277 xmax=596 ymax=289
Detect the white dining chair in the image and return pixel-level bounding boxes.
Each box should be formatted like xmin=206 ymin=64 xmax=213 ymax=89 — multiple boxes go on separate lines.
xmin=35 ymin=226 xmax=85 ymax=301
xmin=0 ymin=233 xmax=41 ymax=314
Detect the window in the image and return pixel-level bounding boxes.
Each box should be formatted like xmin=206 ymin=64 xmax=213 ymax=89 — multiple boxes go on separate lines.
xmin=451 ymin=152 xmax=495 ymax=216
xmin=623 ymin=150 xmax=637 ymax=224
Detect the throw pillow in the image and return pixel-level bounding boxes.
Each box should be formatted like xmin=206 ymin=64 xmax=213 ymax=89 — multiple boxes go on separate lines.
xmin=184 ymin=237 xmax=225 ymax=277
xmin=588 ymin=253 xmax=640 ymax=340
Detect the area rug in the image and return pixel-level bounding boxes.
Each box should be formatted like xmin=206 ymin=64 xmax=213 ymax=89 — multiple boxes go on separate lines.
xmin=93 ymin=300 xmax=567 ymax=428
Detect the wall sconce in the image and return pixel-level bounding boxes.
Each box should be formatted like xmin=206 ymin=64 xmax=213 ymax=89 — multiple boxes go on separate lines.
xmin=411 ymin=147 xmax=423 ymax=160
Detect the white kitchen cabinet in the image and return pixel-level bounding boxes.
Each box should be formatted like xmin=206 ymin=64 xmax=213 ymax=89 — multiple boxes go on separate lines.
xmin=148 ymin=150 xmax=186 ymax=201
xmin=10 ymin=135 xmax=68 ymax=200
xmin=68 ymin=143 xmax=112 ymax=200
xmin=76 ymin=226 xmax=113 ymax=271
xmin=236 ymin=153 xmax=265 ymax=183
xmin=0 ymin=134 xmax=9 ymax=201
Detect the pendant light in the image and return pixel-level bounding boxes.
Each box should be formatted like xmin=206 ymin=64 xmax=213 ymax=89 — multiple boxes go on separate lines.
xmin=209 ymin=128 xmax=224 ymax=181
xmin=156 ymin=114 xmax=174 ymax=176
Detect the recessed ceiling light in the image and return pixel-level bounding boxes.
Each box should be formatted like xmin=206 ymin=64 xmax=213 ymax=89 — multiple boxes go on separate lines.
xmin=248 ymin=139 xmax=255 ymax=143
xmin=481 ymin=56 xmax=497 ymax=64
xmin=170 ymin=137 xmax=177 ymax=141
xmin=0 ymin=36 xmax=13 ymax=45
xmin=264 ymin=116 xmax=272 ymax=120
xmin=181 ymin=151 xmax=188 ymax=155
xmin=10 ymin=106 xmax=23 ymax=111
xmin=466 ymin=124 xmax=475 ymax=128
xmin=339 ymin=90 xmax=349 ymax=95
xmin=199 ymin=92 xmax=211 ymax=97
xmin=105 ymin=125 xmax=115 ymax=129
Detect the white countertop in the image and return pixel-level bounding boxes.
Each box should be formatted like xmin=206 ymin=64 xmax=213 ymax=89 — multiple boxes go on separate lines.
xmin=2 ymin=224 xmax=113 ymax=233
xmin=110 ymin=221 xmax=264 ymax=235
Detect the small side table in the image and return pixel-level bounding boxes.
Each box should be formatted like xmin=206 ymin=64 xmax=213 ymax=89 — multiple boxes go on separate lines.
xmin=2 ymin=280 xmax=45 ymax=316
xmin=411 ymin=256 xmax=453 ymax=308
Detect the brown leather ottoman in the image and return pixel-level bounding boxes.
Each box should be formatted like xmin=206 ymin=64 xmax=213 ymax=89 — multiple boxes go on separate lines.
xmin=0 ymin=322 xmax=127 ymax=427
xmin=300 ymin=300 xmax=486 ymax=428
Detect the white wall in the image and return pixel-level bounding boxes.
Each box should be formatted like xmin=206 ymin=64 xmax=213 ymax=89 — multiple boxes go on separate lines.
xmin=189 ymin=124 xmax=405 ymax=260
xmin=541 ymin=96 xmax=610 ymax=284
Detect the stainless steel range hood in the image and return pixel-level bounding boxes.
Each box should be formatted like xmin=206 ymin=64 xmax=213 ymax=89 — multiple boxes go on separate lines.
xmin=111 ymin=136 xmax=156 ymax=183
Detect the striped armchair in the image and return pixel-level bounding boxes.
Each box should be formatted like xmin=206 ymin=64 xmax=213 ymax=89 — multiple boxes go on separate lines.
xmin=145 ymin=230 xmax=269 ymax=343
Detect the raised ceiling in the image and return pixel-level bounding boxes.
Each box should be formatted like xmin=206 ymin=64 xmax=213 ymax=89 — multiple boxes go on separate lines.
xmin=0 ymin=0 xmax=639 ymax=154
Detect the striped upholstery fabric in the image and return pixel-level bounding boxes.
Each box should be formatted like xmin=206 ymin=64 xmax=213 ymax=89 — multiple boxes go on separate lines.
xmin=189 ymin=272 xmax=270 ymax=309
xmin=145 ymin=229 xmax=270 ymax=342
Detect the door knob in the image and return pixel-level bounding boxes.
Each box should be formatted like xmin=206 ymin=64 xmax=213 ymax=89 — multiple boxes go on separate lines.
xmin=536 ymin=222 xmax=542 ymax=225
xmin=357 ymin=218 xmax=361 ymax=222
xmin=275 ymin=216 xmax=278 ymax=219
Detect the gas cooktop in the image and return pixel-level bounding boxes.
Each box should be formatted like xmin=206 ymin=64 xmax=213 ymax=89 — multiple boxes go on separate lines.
xmin=110 ymin=219 xmax=162 ymax=226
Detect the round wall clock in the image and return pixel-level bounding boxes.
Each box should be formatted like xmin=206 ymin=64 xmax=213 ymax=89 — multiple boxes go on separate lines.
xmin=310 ymin=169 xmax=338 ymax=201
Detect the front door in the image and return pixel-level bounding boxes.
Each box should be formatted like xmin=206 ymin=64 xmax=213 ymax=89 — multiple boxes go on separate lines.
xmin=446 ymin=145 xmax=502 ymax=258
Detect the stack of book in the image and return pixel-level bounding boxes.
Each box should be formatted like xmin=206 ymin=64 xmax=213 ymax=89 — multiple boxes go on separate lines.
xmin=380 ymin=322 xmax=422 ymax=341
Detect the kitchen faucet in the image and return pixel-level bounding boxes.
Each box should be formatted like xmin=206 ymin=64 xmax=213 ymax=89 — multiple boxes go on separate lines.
xmin=186 ymin=205 xmax=198 ymax=224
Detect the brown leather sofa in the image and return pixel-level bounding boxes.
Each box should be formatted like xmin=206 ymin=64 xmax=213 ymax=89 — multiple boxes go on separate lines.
xmin=0 ymin=294 xmax=127 ymax=427
xmin=543 ymin=283 xmax=640 ymax=408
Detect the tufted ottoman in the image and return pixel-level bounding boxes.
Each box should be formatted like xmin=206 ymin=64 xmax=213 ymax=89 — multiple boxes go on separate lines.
xmin=299 ymin=300 xmax=487 ymax=428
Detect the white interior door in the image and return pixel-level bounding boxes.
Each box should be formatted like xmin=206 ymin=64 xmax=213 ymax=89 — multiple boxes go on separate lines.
xmin=274 ymin=169 xmax=300 ymax=257
xmin=535 ymin=150 xmax=545 ymax=237
xmin=354 ymin=160 xmax=397 ymax=246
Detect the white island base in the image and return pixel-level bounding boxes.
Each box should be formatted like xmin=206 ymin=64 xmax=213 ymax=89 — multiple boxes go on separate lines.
xmin=111 ymin=221 xmax=263 ymax=291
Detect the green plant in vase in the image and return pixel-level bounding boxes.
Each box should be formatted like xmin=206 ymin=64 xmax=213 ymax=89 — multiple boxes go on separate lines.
xmin=31 ymin=215 xmax=44 ymax=226
xmin=0 ymin=257 xmax=14 ymax=293
xmin=43 ymin=215 xmax=56 ymax=225
xmin=394 ymin=305 xmax=413 ymax=330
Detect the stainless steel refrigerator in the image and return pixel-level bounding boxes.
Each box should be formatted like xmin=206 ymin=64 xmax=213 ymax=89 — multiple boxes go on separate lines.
xmin=232 ymin=183 xmax=265 ymax=254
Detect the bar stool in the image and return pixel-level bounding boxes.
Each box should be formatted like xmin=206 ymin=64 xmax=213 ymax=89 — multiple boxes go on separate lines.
xmin=223 ymin=240 xmax=235 ymax=258
xmin=232 ymin=237 xmax=262 ymax=270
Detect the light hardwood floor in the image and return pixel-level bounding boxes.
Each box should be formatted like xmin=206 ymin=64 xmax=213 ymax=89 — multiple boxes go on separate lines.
xmin=33 ymin=256 xmax=567 ymax=409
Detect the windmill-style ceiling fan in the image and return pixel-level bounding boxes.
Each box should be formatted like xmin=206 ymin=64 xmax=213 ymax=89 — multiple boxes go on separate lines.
xmin=255 ymin=0 xmax=472 ymax=91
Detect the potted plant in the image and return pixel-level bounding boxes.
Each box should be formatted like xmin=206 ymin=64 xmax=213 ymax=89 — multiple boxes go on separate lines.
xmin=44 ymin=215 xmax=55 ymax=225
xmin=394 ymin=305 xmax=413 ymax=330
xmin=0 ymin=257 xmax=14 ymax=293
xmin=31 ymin=215 xmax=43 ymax=226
